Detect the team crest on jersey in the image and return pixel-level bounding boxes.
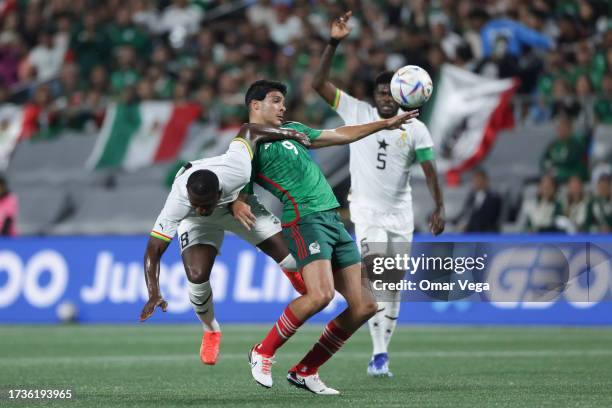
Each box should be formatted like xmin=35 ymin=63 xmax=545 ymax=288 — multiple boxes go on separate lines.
xmin=396 ymin=131 xmax=408 ymax=148
xmin=309 ymin=241 xmax=321 ymax=254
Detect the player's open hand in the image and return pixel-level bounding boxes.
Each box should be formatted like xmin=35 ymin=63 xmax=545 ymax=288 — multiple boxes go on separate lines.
xmin=140 ymin=295 xmax=168 ymax=322
xmin=384 ymin=109 xmax=419 ymax=130
xmin=231 ymin=200 xmax=256 ymax=231
xmin=331 ymin=11 xmax=352 ymax=40
xmin=429 ymin=207 xmax=445 ymax=236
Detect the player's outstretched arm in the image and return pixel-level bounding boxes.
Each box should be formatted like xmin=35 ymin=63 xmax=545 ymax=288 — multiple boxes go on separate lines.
xmin=310 ymin=109 xmax=419 ymax=148
xmin=140 ymin=237 xmax=170 ymax=321
xmin=312 ymin=11 xmax=352 ymax=105
xmin=421 ymin=160 xmax=445 ymax=236
xmin=235 ymin=123 xmax=310 ymax=152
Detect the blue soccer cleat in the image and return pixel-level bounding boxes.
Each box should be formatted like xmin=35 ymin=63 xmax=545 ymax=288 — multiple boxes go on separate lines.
xmin=367 ymin=353 xmax=393 ymax=377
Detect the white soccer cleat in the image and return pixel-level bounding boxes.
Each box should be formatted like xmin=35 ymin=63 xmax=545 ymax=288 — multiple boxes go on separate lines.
xmin=248 ymin=345 xmax=275 ymax=388
xmin=287 ymin=371 xmax=340 ymax=395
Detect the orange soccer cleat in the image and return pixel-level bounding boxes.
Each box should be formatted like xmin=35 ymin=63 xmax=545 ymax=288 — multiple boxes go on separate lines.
xmin=200 ymin=331 xmax=221 ymax=365
xmin=282 ymin=269 xmax=307 ymax=295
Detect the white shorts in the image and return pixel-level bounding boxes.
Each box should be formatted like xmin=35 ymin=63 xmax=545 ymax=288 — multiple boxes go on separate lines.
xmin=350 ymin=203 xmax=414 ymax=239
xmin=354 ymin=222 xmax=413 ymax=257
xmin=177 ymin=195 xmax=281 ymax=253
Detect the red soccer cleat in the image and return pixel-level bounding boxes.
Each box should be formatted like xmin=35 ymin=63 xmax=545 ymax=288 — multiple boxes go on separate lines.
xmin=282 ymin=269 xmax=307 ymax=295
xmin=200 ymin=331 xmax=221 ymax=365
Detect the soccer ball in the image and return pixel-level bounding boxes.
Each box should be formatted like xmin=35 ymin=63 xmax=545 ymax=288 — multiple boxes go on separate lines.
xmin=390 ymin=65 xmax=433 ymax=108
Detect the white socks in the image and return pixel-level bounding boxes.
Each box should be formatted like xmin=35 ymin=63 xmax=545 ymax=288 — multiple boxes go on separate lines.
xmin=368 ymin=291 xmax=401 ymax=356
xmin=187 ymin=280 xmax=220 ymax=332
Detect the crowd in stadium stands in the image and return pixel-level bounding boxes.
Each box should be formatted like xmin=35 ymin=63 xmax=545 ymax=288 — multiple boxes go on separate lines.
xmin=0 ymin=0 xmax=610 ymax=233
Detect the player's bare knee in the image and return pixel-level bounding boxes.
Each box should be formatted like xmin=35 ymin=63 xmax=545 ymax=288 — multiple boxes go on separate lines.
xmin=186 ymin=268 xmax=208 ymax=284
xmin=307 ymin=290 xmax=334 ymax=312
xmin=361 ymin=300 xmax=378 ymax=320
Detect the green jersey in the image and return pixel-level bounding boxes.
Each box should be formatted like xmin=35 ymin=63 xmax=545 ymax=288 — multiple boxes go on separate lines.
xmin=250 ymin=122 xmax=339 ymax=225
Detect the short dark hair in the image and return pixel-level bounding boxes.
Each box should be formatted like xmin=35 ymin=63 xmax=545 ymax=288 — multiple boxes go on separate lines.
xmin=187 ymin=170 xmax=219 ymax=198
xmin=245 ymin=80 xmax=287 ymax=107
xmin=374 ymin=71 xmax=394 ymax=89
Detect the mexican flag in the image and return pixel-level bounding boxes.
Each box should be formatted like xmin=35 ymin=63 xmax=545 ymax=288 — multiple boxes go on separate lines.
xmin=87 ymin=102 xmax=201 ymax=170
xmin=422 ymin=64 xmax=518 ymax=185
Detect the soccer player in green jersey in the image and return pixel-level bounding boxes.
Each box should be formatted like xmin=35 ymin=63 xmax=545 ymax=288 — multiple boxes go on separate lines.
xmin=238 ymin=80 xmax=418 ymax=395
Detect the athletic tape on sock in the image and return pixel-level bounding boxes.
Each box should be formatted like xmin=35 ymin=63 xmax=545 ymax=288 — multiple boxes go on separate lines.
xmin=279 ymin=254 xmax=298 ymax=272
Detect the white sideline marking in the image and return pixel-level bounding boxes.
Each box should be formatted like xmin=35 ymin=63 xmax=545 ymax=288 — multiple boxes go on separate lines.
xmin=2 ymin=349 xmax=611 ymax=366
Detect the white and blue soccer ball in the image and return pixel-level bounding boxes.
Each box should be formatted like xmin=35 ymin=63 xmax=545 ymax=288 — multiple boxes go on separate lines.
xmin=390 ymin=65 xmax=433 ymax=108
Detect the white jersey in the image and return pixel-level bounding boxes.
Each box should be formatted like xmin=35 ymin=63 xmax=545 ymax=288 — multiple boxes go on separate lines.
xmin=334 ymin=90 xmax=434 ymax=232
xmin=151 ymin=139 xmax=252 ymax=242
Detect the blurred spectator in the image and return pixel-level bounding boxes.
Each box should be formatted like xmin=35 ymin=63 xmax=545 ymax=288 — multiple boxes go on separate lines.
xmin=159 ymin=0 xmax=203 ymax=42
xmin=541 ymin=115 xmax=588 ymax=183
xmin=268 ymin=4 xmax=303 ymax=46
xmin=70 ymin=12 xmax=110 ymax=81
xmin=469 ymin=8 xmax=554 ymax=59
xmin=247 ymin=0 xmax=275 ymax=27
xmin=594 ymin=73 xmax=612 ymax=124
xmin=453 ymin=168 xmax=502 ymax=232
xmin=586 ymin=172 xmax=612 ymax=233
xmin=131 ymin=0 xmax=160 ymax=33
xmin=89 ymin=65 xmax=109 ymax=94
xmin=110 ymin=46 xmax=140 ymax=95
xmin=26 ymin=28 xmax=67 ymax=82
xmin=0 ymin=174 xmax=18 ymax=236
xmin=561 ymin=175 xmax=590 ymax=232
xmin=136 ymin=78 xmax=155 ymax=100
xmin=107 ymin=7 xmax=151 ymax=58
xmin=518 ymin=174 xmax=563 ymax=233
xmin=0 ymin=20 xmax=23 ymax=87
xmin=574 ymin=74 xmax=596 ymax=133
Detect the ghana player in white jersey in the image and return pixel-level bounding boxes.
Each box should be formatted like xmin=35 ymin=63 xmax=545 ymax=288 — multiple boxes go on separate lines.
xmin=140 ymin=124 xmax=310 ymax=365
xmin=313 ymin=11 xmax=445 ymax=377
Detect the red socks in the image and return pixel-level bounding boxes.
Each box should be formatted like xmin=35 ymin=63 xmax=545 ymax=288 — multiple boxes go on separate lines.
xmin=281 ymin=268 xmax=307 ymax=295
xmin=291 ymin=321 xmax=351 ymax=376
xmin=256 ymin=306 xmax=303 ymax=356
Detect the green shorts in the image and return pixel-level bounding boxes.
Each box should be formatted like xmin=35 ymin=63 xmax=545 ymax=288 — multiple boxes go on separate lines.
xmin=282 ymin=209 xmax=361 ymax=270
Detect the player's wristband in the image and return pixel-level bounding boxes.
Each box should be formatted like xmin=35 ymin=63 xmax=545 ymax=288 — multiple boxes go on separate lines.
xmin=328 ymin=38 xmax=340 ymax=47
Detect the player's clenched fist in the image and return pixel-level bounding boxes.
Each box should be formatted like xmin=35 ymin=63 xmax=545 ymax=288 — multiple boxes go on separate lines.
xmin=140 ymin=296 xmax=168 ymax=322
xmin=331 ymin=11 xmax=352 ymax=40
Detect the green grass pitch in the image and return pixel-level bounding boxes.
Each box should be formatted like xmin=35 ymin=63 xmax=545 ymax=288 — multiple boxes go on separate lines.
xmin=1 ymin=324 xmax=612 ymax=407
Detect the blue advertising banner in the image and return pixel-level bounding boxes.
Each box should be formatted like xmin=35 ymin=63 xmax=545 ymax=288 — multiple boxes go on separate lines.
xmin=0 ymin=234 xmax=611 ymax=324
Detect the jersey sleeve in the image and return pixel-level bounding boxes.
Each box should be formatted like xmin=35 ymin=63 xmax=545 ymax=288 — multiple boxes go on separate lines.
xmin=151 ymin=185 xmax=191 ymax=242
xmin=333 ymin=89 xmax=368 ymax=124
xmin=221 ymin=139 xmax=253 ymax=191
xmin=281 ymin=121 xmax=322 ymax=141
xmin=412 ymin=120 xmax=435 ymax=163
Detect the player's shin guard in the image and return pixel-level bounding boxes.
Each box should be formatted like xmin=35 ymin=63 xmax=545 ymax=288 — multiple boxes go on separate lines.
xmin=188 ymin=280 xmax=220 ymax=332
xmin=291 ymin=321 xmax=351 ymax=376
xmin=257 ymin=305 xmax=303 ymax=356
